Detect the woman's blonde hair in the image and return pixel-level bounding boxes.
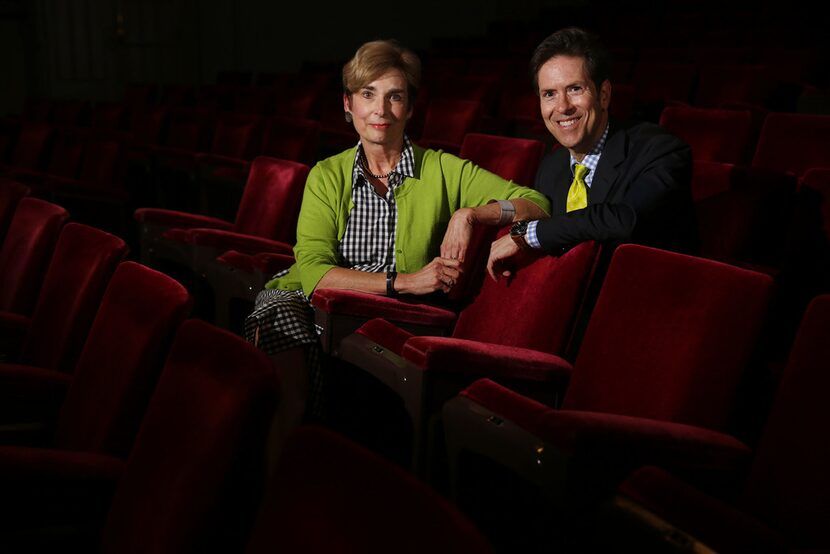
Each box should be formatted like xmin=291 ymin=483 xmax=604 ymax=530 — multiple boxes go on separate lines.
xmin=342 ymin=40 xmax=421 ymax=103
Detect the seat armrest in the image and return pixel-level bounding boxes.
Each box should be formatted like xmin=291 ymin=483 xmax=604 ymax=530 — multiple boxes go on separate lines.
xmin=615 ymin=466 xmax=787 ymax=554
xmin=403 ymin=336 xmax=574 ymax=383
xmin=185 ymin=229 xmax=294 ymax=255
xmin=0 ymin=364 xmax=73 ymax=439
xmin=0 ymin=445 xmax=124 ymax=532
xmin=133 ymin=207 xmax=233 ymax=230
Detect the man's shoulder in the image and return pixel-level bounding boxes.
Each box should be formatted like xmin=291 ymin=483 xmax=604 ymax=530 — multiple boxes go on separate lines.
xmin=614 ymin=120 xmax=686 ymax=150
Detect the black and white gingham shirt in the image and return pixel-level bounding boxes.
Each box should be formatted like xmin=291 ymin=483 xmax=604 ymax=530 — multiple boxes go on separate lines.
xmin=339 ymin=136 xmax=416 ymax=273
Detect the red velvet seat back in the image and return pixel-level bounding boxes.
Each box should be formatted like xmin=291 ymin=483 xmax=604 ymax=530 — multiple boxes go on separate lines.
xmin=128 ymin=105 xmax=166 ymax=147
xmin=751 ymin=113 xmax=830 ymax=178
xmin=420 ymin=99 xmax=483 ymax=146
xmin=0 ymin=179 xmax=30 ymax=244
xmin=232 ymin=155 xmax=310 ymax=243
xmin=50 ymin=99 xmax=89 ymax=127
xmin=563 ymin=244 xmax=773 ymax=430
xmin=460 ymin=133 xmax=546 ymax=188
xmin=11 ymin=122 xmax=53 ymax=170
xmin=739 ymin=295 xmax=830 ymax=545
xmin=77 ymin=135 xmax=123 ymax=188
xmin=20 ymin=223 xmax=128 ymax=374
xmin=452 ymin=241 xmax=600 ymax=355
xmin=100 ymin=320 xmax=277 ymax=554
xmin=694 ymin=64 xmax=770 ymax=108
xmin=631 ymin=63 xmax=696 ymax=104
xmin=44 ymin=127 xmax=85 ymax=178
xmin=91 ymin=102 xmax=127 ymax=130
xmin=245 ymin=426 xmax=494 ymax=554
xmin=0 ymin=198 xmax=68 ymax=315
xmin=210 ymin=113 xmax=260 ymax=159
xmin=660 ymin=107 xmax=754 ymax=164
xmin=52 ymin=262 xmax=192 ymax=457
xmin=261 ymin=116 xmax=321 ymax=167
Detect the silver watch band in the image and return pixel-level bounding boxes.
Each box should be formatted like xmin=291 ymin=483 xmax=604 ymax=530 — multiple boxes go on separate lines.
xmin=497 ymin=199 xmax=515 ymax=226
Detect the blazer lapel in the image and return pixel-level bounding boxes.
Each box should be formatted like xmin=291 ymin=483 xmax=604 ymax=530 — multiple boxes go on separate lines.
xmin=589 ymin=124 xmax=627 ymax=204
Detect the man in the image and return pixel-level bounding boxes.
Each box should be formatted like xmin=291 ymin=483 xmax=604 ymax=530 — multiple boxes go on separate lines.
xmin=488 ymin=27 xmax=696 ymax=280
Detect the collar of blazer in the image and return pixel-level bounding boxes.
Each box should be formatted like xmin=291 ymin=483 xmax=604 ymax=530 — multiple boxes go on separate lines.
xmin=584 ymin=120 xmax=627 ymax=205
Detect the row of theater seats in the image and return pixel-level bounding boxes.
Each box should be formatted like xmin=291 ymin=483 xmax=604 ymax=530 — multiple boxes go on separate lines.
xmin=0 ymin=189 xmax=495 ymax=552
xmin=3 ymin=115 xmax=828 ymax=548
xmin=126 ymin=109 xmax=829 ymax=348
xmin=312 ymin=240 xmax=829 ymax=551
xmin=132 ymin=132 xmax=546 ymax=327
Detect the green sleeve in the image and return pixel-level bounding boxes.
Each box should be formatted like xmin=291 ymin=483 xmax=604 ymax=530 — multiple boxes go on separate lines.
xmin=455 ymin=157 xmax=551 ymax=215
xmin=292 ymin=164 xmax=342 ymax=296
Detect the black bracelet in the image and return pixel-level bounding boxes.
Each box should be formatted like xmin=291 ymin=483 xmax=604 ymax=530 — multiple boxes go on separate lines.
xmin=386 ymin=270 xmax=398 ymax=297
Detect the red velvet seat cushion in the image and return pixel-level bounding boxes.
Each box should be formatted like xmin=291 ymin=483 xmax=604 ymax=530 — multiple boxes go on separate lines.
xmin=312 ymin=288 xmax=458 ymax=328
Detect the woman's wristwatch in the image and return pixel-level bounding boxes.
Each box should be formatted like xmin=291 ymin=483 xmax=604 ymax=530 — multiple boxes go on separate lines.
xmin=510 ymin=220 xmax=532 ymax=250
xmin=386 ymin=270 xmax=398 ymax=297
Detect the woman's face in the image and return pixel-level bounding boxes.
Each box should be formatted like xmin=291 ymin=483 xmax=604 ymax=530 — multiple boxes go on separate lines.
xmin=344 ymin=68 xmax=412 ymax=148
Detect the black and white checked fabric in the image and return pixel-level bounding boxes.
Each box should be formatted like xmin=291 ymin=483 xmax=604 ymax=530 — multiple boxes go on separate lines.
xmin=339 ymin=136 xmax=416 ymax=272
xmin=244 ymin=283 xmax=325 ymax=415
xmin=244 ymin=286 xmax=318 ymax=354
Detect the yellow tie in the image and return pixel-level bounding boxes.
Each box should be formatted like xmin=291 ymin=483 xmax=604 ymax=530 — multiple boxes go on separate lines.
xmin=566 ymin=163 xmax=590 ymax=213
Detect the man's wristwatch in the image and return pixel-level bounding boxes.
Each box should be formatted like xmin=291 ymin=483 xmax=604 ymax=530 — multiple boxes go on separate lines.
xmin=510 ymin=220 xmax=531 ymax=250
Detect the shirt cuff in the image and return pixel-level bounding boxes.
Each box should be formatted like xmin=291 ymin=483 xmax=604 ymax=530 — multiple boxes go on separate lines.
xmin=526 ymin=220 xmax=542 ymax=249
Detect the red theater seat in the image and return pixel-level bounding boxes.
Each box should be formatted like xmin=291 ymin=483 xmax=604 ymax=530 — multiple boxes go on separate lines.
xmin=419 ymin=99 xmax=483 ymax=154
xmin=460 ymin=133 xmax=546 ymax=188
xmin=0 ymin=179 xmax=30 ymax=244
xmin=135 ymin=155 xmax=306 ymax=267
xmin=443 ymin=244 xmax=773 ymax=511
xmin=614 ymin=294 xmax=830 ymax=553
xmin=0 ymin=223 xmax=127 ymax=379
xmin=0 ymin=262 xmax=191 ymax=446
xmin=659 ymin=107 xmax=755 ymax=164
xmin=245 ymin=426 xmax=493 ymax=554
xmin=99 ymin=320 xmax=278 ymax=554
xmin=339 ymin=240 xmax=601 ymax=472
xmin=751 ymin=113 xmax=830 ymax=178
xmin=0 ymin=198 xmax=68 ymax=317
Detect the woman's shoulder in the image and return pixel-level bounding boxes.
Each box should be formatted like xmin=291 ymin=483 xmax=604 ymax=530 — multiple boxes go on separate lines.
xmin=305 ymin=147 xmax=358 ymax=189
xmin=314 ymin=146 xmax=358 ymax=172
xmin=412 ymin=143 xmax=469 ymax=175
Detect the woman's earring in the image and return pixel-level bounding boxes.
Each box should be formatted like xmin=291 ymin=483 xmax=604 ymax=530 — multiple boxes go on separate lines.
xmin=344 ymin=112 xmax=353 ymax=123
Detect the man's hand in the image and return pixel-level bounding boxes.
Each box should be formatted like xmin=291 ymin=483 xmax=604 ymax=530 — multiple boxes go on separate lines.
xmin=440 ymin=208 xmax=475 ymax=262
xmin=486 ymin=233 xmax=521 ymax=281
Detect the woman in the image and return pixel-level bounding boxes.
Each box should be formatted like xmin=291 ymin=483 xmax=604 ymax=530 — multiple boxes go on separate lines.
xmin=246 ymin=40 xmax=549 ymax=425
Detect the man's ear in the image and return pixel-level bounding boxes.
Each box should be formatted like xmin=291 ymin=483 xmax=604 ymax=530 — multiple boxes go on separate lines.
xmin=600 ymin=80 xmax=611 ymax=111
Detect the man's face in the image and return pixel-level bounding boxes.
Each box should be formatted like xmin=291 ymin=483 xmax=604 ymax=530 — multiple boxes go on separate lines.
xmin=537 ymin=55 xmax=610 ymax=160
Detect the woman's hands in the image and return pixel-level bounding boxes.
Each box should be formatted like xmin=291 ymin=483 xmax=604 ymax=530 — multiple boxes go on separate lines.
xmin=440 ymin=207 xmax=475 ymax=262
xmin=397 ymin=257 xmax=462 ymax=295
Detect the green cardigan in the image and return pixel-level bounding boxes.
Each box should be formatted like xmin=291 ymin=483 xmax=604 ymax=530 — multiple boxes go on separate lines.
xmin=266 ymin=144 xmax=551 ymax=296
